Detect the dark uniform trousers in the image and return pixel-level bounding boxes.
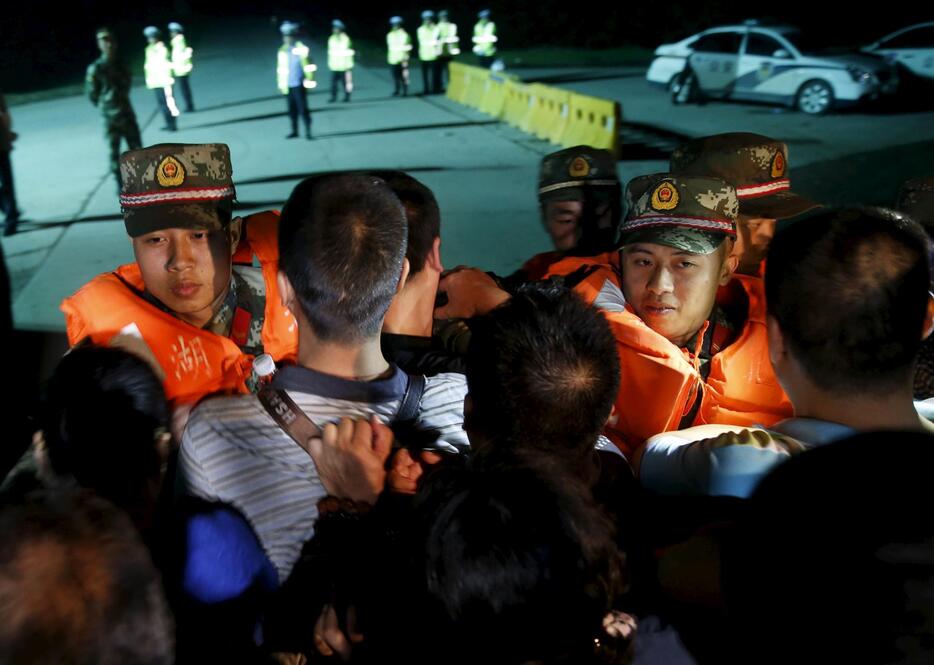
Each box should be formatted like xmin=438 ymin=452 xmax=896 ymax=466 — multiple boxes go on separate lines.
xmin=0 ymin=151 xmax=17 ymax=226
xmin=421 ymin=59 xmax=442 ymax=94
xmin=330 ymin=71 xmax=351 ymax=101
xmin=438 ymin=56 xmax=452 ymax=91
xmin=175 ymin=75 xmax=194 ymax=112
xmin=153 ymin=88 xmax=177 ymax=130
xmin=286 ymin=86 xmax=312 ymax=135
xmin=391 ymin=63 xmax=409 ymax=95
xmin=107 ymin=113 xmax=142 ymax=187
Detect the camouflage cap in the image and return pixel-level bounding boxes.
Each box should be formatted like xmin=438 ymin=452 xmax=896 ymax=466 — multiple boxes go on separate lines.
xmin=119 ymin=143 xmax=236 ymax=238
xmin=538 ymin=145 xmax=620 ymax=203
xmin=670 ymin=132 xmax=819 ymax=220
xmin=620 ymin=174 xmax=737 ymax=254
xmin=897 ymin=176 xmax=934 ymax=231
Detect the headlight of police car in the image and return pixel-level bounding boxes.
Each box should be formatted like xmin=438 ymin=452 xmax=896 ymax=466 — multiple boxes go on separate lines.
xmin=846 ymin=65 xmax=875 ymax=85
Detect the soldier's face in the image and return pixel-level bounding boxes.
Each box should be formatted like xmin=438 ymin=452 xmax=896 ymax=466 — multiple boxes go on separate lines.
xmin=621 ymin=242 xmax=733 ymax=348
xmin=132 ymin=226 xmax=237 ymax=328
xmin=734 ymin=214 xmax=777 ymax=275
xmin=97 ymin=35 xmax=114 ymax=57
xmin=543 ymin=200 xmax=583 ymax=251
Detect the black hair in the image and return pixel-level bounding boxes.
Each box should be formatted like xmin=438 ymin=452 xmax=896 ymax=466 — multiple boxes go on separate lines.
xmin=466 ymin=282 xmax=620 ymax=458
xmin=368 ymin=170 xmax=441 ymax=276
xmin=766 ymin=207 xmax=930 ymax=393
xmin=278 ymin=173 xmax=408 ymax=343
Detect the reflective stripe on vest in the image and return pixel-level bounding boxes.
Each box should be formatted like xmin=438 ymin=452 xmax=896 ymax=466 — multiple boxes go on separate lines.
xmin=170 ymin=34 xmax=193 ymax=76
xmin=327 ymin=33 xmax=355 ymax=71
xmin=145 ymin=42 xmax=174 ymax=88
xmin=387 ymin=29 xmax=413 ymax=64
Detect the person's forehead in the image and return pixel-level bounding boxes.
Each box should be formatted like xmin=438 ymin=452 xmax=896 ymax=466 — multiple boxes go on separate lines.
xmin=546 ymin=199 xmax=583 ymax=211
xmin=623 ymin=242 xmax=705 ymax=257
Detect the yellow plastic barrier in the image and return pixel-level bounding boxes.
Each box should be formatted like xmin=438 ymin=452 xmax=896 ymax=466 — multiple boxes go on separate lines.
xmin=465 ymin=67 xmax=489 ymax=111
xmin=501 ymin=80 xmax=536 ymax=131
xmin=560 ymin=93 xmax=621 ymax=156
xmin=478 ymin=72 xmax=516 ymax=117
xmin=527 ymin=84 xmax=571 ymax=145
xmin=446 ymin=62 xmax=470 ymax=104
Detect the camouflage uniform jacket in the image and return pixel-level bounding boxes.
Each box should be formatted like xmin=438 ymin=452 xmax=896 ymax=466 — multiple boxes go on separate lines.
xmin=86 ymin=55 xmax=136 ymax=120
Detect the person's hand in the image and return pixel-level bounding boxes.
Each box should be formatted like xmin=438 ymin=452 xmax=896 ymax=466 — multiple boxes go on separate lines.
xmin=312 ymin=604 xmax=363 ymax=661
xmin=434 ymin=266 xmax=510 ymax=320
xmin=387 ymin=448 xmax=444 ymax=494
xmin=308 ymin=415 xmax=394 ymax=504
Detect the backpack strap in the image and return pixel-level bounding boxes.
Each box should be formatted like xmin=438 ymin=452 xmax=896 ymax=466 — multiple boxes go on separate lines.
xmin=396 ymin=374 xmax=426 ymax=423
xmin=257 ymin=387 xmax=322 ymax=457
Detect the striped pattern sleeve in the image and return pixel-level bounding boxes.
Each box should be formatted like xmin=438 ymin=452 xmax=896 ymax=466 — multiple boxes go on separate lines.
xmin=417 ymin=372 xmax=469 ymax=452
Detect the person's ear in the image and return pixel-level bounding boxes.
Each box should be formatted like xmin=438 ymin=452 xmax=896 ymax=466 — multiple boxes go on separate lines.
xmin=277 ymin=270 xmax=296 ymax=311
xmin=923 ymin=292 xmax=934 ymax=340
xmin=720 ymin=243 xmax=739 ymax=285
xmin=766 ymin=315 xmax=786 ymax=369
xmin=395 ymin=258 xmax=411 ymax=295
xmin=427 ymin=236 xmax=443 ymax=273
xmin=227 ymin=217 xmax=243 ymax=255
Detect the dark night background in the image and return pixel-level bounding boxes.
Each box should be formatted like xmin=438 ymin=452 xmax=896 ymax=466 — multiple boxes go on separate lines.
xmin=2 ymin=1 xmax=934 ymax=92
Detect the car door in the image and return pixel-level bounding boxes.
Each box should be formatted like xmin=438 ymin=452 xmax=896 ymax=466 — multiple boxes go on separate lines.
xmin=689 ymin=31 xmax=743 ymax=95
xmin=734 ymin=31 xmax=797 ymax=101
xmin=874 ymin=25 xmax=934 ymax=79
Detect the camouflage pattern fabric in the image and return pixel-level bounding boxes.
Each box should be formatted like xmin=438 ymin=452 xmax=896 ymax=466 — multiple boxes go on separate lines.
xmin=87 ymin=56 xmax=142 ymax=182
xmin=538 ymin=145 xmax=619 ymax=202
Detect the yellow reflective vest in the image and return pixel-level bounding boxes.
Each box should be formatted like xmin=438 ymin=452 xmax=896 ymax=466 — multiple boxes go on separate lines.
xmin=438 ymin=20 xmax=460 ymax=56
xmin=144 ymin=41 xmax=174 ymax=89
xmin=387 ymin=28 xmax=413 ymax=65
xmin=277 ymin=41 xmax=317 ymax=94
xmin=417 ymin=24 xmax=441 ymax=61
xmin=328 ymin=33 xmax=355 ymax=72
xmin=472 ymin=20 xmax=497 ymax=57
xmin=170 ymin=34 xmax=194 ymax=76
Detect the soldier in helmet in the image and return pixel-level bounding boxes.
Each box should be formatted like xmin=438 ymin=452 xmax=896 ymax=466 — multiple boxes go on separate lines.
xmin=61 ymin=144 xmax=297 ymax=409
xmin=327 ymin=20 xmax=355 ymax=103
xmin=143 ymin=26 xmax=179 ymax=132
xmin=86 ymin=28 xmax=143 ymax=192
xmin=167 ymin=22 xmax=195 ymax=112
xmin=277 ymin=21 xmax=316 ymax=139
xmin=387 ymin=16 xmax=413 ymax=96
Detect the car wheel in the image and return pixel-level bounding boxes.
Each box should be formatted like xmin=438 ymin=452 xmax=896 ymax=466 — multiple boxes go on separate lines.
xmin=671 ymin=69 xmax=702 ymax=105
xmin=796 ymin=79 xmax=834 ymax=115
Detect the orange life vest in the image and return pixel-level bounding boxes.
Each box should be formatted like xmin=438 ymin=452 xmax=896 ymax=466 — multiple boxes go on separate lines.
xmin=543 ymin=258 xmax=791 ymax=458
xmin=60 ymin=211 xmax=298 ymax=406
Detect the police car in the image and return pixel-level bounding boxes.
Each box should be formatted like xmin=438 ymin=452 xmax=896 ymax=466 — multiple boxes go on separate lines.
xmin=863 ymin=22 xmax=934 ymax=81
xmin=646 ymin=22 xmax=898 ymax=114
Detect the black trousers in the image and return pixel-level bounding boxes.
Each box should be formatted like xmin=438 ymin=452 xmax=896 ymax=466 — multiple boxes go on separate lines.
xmin=391 ymin=63 xmax=409 ymax=94
xmin=153 ymin=88 xmax=176 ymax=130
xmin=421 ymin=59 xmax=442 ymax=94
xmin=0 ymin=150 xmax=18 ymax=225
xmin=286 ymin=86 xmax=311 ymax=134
xmin=438 ymin=56 xmax=452 ymax=91
xmin=479 ymin=55 xmax=494 ymax=68
xmin=176 ymin=75 xmax=194 ymax=112
xmin=105 ymin=113 xmax=142 ymax=187
xmin=330 ymin=71 xmax=352 ymax=101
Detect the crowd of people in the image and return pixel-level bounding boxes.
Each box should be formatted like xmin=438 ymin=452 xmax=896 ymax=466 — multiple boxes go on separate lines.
xmin=1 ymin=133 xmax=933 ymax=664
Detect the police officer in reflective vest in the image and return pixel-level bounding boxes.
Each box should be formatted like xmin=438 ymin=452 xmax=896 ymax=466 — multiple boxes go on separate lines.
xmin=277 ymin=21 xmax=316 ymax=140
xmin=328 ymin=20 xmax=355 ymax=103
xmin=387 ymin=16 xmax=413 ymax=97
xmin=437 ymin=10 xmax=460 ymax=92
xmin=143 ymin=26 xmax=178 ymax=131
xmin=472 ymin=9 xmax=497 ymax=68
xmin=417 ymin=10 xmax=442 ymax=94
xmin=168 ymin=22 xmax=195 ymax=112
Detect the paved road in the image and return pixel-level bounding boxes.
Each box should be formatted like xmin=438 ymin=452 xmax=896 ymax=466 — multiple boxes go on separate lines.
xmin=4 ymin=20 xmax=933 ymax=332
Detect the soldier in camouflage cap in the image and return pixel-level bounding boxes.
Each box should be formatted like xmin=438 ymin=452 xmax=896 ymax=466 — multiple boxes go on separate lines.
xmin=670 ymin=132 xmax=819 ymax=275
xmin=62 ymin=142 xmax=297 ymax=408
xmin=86 ymin=27 xmax=143 ymax=192
xmin=537 ymin=144 xmax=622 ymax=254
xmin=619 ymin=173 xmax=739 ymax=348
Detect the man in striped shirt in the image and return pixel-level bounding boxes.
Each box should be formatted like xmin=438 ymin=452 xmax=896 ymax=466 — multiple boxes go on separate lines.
xmin=178 ymin=173 xmax=468 ymax=582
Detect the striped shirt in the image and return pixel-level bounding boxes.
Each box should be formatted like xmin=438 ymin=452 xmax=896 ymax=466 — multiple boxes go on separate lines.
xmin=178 ymin=363 xmax=468 ymax=581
